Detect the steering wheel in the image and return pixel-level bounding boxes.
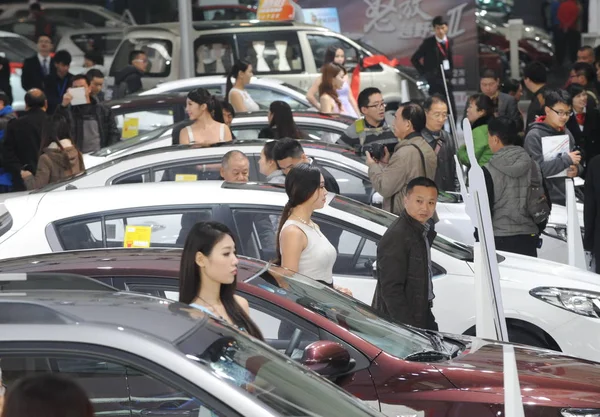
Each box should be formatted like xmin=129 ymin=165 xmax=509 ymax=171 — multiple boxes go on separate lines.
xmin=284 ymin=328 xmax=303 ymax=357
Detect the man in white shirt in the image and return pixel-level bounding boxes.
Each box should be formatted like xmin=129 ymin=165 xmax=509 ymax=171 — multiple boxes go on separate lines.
xmin=21 ymin=34 xmax=54 ymax=91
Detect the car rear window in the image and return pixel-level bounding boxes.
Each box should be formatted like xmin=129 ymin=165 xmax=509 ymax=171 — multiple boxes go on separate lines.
xmin=70 ymin=33 xmax=121 ymax=56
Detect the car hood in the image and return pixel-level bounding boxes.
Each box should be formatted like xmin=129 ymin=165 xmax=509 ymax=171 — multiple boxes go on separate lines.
xmin=434 ymin=339 xmax=600 ymax=407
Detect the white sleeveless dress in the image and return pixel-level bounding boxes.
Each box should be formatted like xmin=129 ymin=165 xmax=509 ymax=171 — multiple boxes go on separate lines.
xmin=228 ymin=87 xmax=260 ymax=112
xmin=280 ymin=219 xmax=337 ymax=284
xmin=185 ymin=123 xmax=225 ymax=144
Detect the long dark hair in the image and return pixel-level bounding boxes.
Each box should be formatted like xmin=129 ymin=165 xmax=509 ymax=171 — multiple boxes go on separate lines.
xmin=39 ymin=113 xmax=83 ymax=170
xmin=323 ymin=45 xmax=344 ymax=67
xmin=2 ymin=374 xmax=94 ymax=417
xmin=187 ymin=88 xmax=224 ymax=123
xmin=274 ymin=163 xmax=322 ymax=265
xmin=319 ymin=63 xmax=343 ymax=111
xmin=179 ymin=221 xmax=263 ymax=339
xmin=225 ymin=60 xmax=250 ymax=102
xmin=269 ymin=101 xmax=302 ymax=139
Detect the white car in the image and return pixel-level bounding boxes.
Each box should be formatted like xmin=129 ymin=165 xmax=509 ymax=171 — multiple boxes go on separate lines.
xmin=1 ymin=180 xmax=600 ymax=362
xmin=55 ymin=27 xmax=122 ymax=74
xmin=0 ymin=3 xmax=133 ymax=27
xmin=141 ymin=76 xmax=313 ymax=111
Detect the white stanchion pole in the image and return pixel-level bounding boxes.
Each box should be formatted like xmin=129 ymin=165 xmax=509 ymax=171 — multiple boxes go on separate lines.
xmin=566 ymin=179 xmax=586 ymax=269
xmin=503 ymin=345 xmax=526 ymax=417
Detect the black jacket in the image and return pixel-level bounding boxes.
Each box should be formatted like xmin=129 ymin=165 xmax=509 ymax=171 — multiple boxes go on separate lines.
xmin=411 ymin=36 xmax=454 ymax=82
xmin=526 ymin=85 xmax=549 ymax=129
xmin=584 ymin=155 xmax=600 ymax=273
xmin=372 ymin=210 xmax=436 ymax=328
xmin=43 ymin=72 xmax=73 ymax=115
xmin=566 ymin=107 xmax=600 ymax=168
xmin=56 ymin=97 xmax=120 ymax=152
xmin=21 ymin=55 xmax=55 ymax=92
xmin=114 ymin=65 xmax=144 ymax=97
xmin=0 ymin=56 xmax=12 ymax=104
xmin=0 ymin=108 xmax=47 ymax=191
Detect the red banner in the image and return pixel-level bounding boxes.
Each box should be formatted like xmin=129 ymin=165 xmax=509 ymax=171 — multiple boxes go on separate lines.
xmin=351 ymin=55 xmax=400 ymax=99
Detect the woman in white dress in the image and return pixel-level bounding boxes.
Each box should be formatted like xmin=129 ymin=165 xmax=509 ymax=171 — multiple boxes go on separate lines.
xmin=319 ymin=63 xmax=346 ymax=115
xmin=226 ymin=60 xmax=260 ymax=113
xmin=179 ymin=88 xmax=233 ymax=146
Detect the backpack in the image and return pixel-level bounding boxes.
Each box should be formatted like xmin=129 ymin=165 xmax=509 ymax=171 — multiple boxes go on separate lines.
xmin=527 ymin=160 xmax=551 ymax=232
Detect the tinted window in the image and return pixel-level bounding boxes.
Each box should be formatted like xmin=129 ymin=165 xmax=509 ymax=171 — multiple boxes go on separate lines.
xmin=306 ymin=34 xmax=359 ymax=70
xmin=0 ymin=37 xmax=36 ymax=62
xmin=153 ymin=158 xmax=223 ymax=182
xmin=237 ymin=32 xmax=304 ymax=74
xmin=114 ymin=108 xmax=176 ymax=137
xmin=70 ymin=33 xmax=121 ymax=56
xmin=246 ymin=85 xmax=308 ymax=110
xmin=231 ymin=209 xmax=279 ymax=261
xmin=112 ymin=169 xmax=151 ymax=185
xmin=193 ymin=35 xmax=236 ymax=76
xmin=313 ymin=161 xmax=372 ymax=204
xmin=56 ymin=219 xmax=104 ymax=250
xmin=111 ymin=38 xmax=172 ymax=77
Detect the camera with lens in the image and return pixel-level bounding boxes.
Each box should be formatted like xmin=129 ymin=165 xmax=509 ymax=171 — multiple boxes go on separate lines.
xmin=356 ymin=139 xmax=399 ymax=161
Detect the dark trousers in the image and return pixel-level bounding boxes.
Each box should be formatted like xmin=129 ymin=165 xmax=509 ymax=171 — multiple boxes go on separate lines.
xmin=565 ymin=29 xmax=582 ymax=64
xmin=553 ymin=27 xmax=566 ymax=65
xmin=426 ymin=302 xmax=439 ymax=331
xmin=428 ymin=79 xmax=457 ymax=125
xmin=494 ymin=234 xmax=538 ymax=257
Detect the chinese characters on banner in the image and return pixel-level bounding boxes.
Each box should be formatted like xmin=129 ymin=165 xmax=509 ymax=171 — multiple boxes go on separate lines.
xmin=297 ymin=0 xmax=478 ymax=91
xmin=257 ymin=0 xmax=295 ymax=20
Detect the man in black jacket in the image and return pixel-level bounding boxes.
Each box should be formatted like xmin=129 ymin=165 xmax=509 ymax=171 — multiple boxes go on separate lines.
xmin=56 ymin=74 xmax=120 ymax=153
xmin=113 ymin=50 xmax=147 ymax=98
xmin=0 ymin=89 xmax=48 ymax=191
xmin=43 ymin=50 xmax=73 ymax=114
xmin=411 ymin=16 xmax=457 ymax=119
xmin=372 ymin=176 xmax=439 ymax=330
xmin=21 ymin=34 xmax=55 ymax=92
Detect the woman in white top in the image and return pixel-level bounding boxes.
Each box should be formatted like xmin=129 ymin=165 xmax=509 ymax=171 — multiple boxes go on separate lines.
xmin=179 ymin=88 xmax=233 ymax=146
xmin=318 ymin=63 xmax=346 ymax=115
xmin=306 ymin=46 xmax=359 ymax=117
xmin=226 ymin=60 xmax=260 ymax=113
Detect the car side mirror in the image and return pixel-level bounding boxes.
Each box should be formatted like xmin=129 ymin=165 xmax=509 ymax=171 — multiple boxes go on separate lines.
xmin=301 ymin=340 xmax=354 ymax=378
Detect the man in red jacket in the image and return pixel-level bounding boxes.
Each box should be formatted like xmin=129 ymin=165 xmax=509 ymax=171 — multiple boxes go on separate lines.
xmin=558 ymin=0 xmax=582 ymax=63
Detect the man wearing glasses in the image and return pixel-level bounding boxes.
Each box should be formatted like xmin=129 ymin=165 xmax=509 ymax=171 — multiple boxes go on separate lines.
xmin=113 ymin=50 xmax=148 ymax=98
xmin=338 ymin=87 xmax=396 ymax=148
xmin=524 ymin=89 xmax=583 ymax=206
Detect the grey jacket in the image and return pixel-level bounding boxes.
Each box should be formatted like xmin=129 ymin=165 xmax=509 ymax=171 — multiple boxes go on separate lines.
xmin=485 ymin=146 xmax=540 ymax=237
xmin=421 ymin=127 xmax=457 ymax=191
xmin=524 ymin=122 xmax=581 ymax=206
xmin=497 ymin=92 xmax=523 ymax=130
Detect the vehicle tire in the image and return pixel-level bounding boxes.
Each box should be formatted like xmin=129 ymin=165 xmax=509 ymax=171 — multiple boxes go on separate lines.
xmin=507 ymin=326 xmax=548 ymax=349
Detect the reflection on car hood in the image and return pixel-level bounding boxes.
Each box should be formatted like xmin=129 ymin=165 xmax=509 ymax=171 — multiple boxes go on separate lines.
xmin=435 ymin=340 xmax=600 ymax=407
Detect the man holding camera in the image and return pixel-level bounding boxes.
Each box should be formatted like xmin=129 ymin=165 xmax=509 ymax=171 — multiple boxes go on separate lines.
xmin=366 ymin=102 xmax=438 ymax=215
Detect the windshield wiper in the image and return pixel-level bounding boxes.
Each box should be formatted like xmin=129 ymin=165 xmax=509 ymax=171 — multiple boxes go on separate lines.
xmin=404 ymin=350 xmax=451 ymax=362
xmin=423 ymin=330 xmax=448 ymax=353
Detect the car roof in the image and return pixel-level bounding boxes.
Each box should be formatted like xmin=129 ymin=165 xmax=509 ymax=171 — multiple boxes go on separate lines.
xmin=0 ymin=30 xmax=20 ymax=38
xmin=124 ymin=20 xmax=330 ymax=35
xmin=153 ymin=75 xmax=286 ymax=88
xmin=58 ymin=27 xmax=125 ymax=36
xmin=105 ymin=93 xmax=187 ymax=108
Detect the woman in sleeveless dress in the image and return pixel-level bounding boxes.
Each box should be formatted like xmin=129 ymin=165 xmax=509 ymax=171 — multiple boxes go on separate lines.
xmin=275 ymin=163 xmax=352 ymax=295
xmin=179 ymin=88 xmax=233 ymax=146
xmin=306 ymin=45 xmax=359 ymax=117
xmin=319 ymin=63 xmax=346 ymax=116
xmin=179 ymin=221 xmax=263 ymax=339
xmin=226 ymin=60 xmax=260 ymax=113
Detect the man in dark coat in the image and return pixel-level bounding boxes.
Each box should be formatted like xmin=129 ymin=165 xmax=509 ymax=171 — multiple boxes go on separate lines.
xmin=372 ymin=176 xmax=439 ymax=330
xmin=0 ymin=89 xmax=48 ymax=191
xmin=113 ymin=50 xmax=147 ymax=98
xmin=0 ymin=57 xmax=12 ymax=105
xmin=411 ymin=16 xmax=457 ymax=119
xmin=21 ymin=34 xmax=55 ymax=92
xmin=43 ymin=50 xmax=73 ymax=114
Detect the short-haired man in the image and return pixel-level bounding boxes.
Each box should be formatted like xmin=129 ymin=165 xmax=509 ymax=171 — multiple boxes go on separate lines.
xmin=523 ymin=61 xmax=549 ymax=128
xmin=484 ymin=116 xmax=547 ymax=257
xmin=114 ymin=50 xmax=147 ymax=98
xmin=57 ymin=74 xmax=119 ymax=153
xmin=43 ymin=50 xmax=73 ymax=114
xmin=21 ymin=34 xmax=54 ymax=91
xmin=372 ymin=176 xmax=439 ymax=330
xmin=422 ymin=94 xmax=456 ymax=191
xmin=338 ymin=87 xmax=396 ymax=148
xmin=479 ymin=68 xmax=523 ymax=131
xmin=524 ymin=89 xmax=582 ymax=206
xmin=220 ymin=150 xmax=250 ymax=182
xmin=273 ymin=138 xmax=340 ymax=194
xmin=366 ymin=102 xmax=437 ymax=215
xmin=569 ymin=62 xmax=599 ymax=105
xmin=86 ymin=68 xmax=105 ymax=102
xmin=577 ymin=45 xmax=595 ymax=64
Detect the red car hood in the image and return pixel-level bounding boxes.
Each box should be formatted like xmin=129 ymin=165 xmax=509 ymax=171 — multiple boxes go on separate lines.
xmin=434 ymin=340 xmax=600 ymax=407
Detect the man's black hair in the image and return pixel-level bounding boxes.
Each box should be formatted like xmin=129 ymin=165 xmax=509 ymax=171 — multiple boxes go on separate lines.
xmin=398 ymin=102 xmax=426 ymax=132
xmin=544 ymin=89 xmax=572 ymax=108
xmin=0 ymin=90 xmax=9 ymax=106
xmin=35 ymin=34 xmax=52 ymax=43
xmin=273 ymin=138 xmax=304 ymax=161
xmin=488 ymin=116 xmax=519 ymax=146
xmin=25 ymin=90 xmax=46 ymax=108
xmin=572 ymin=62 xmax=595 ymax=85
xmin=357 ymin=87 xmax=382 ymax=111
xmin=84 ymin=50 xmax=104 ymax=66
xmin=523 ymin=61 xmax=547 ymax=84
xmin=423 ymin=93 xmax=447 ymax=111
xmin=222 ymin=100 xmax=235 ymax=117
xmin=406 ymin=176 xmax=438 ymax=194
xmin=432 ymin=16 xmax=446 ymax=27
xmin=29 ymin=2 xmax=42 ymax=11
xmin=501 ymin=78 xmax=521 ymax=95
xmin=480 ymin=68 xmax=499 ymax=80
xmin=129 ymin=50 xmax=146 ymax=64
xmin=72 ymin=74 xmax=88 ymax=85
xmin=86 ymin=68 xmax=104 ymax=84
xmin=566 ymin=82 xmax=586 ymax=99
xmin=53 ymin=50 xmax=72 ymax=66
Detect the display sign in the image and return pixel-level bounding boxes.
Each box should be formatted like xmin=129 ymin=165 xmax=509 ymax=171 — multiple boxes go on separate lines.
xmin=124 ymin=225 xmax=152 ymax=248
xmin=257 ymin=0 xmax=295 ymax=20
xmin=122 ymin=117 xmax=139 ymax=139
xmin=303 ymin=8 xmax=341 ymax=32
xmin=175 ymin=174 xmax=199 ymax=182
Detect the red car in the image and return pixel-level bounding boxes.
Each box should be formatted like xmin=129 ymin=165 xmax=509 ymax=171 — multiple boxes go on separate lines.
xmin=2 ymin=248 xmax=600 ymax=416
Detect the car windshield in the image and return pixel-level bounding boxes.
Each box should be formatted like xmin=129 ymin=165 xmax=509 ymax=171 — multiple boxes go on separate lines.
xmin=92 ymin=125 xmax=173 ymax=157
xmin=176 ymin=309 xmax=382 ymax=416
xmin=328 ymin=195 xmax=476 ymax=262
xmin=245 ymin=265 xmax=434 ymax=359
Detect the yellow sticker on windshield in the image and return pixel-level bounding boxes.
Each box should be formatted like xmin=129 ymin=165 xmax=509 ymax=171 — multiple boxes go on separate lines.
xmin=124 ymin=225 xmax=152 ymax=248
xmin=175 ymin=174 xmax=198 ymax=182
xmin=122 ymin=117 xmax=139 ymax=139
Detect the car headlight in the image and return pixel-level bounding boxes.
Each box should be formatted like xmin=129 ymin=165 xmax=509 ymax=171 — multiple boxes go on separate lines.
xmin=530 ymin=287 xmax=600 ymax=318
xmin=561 ymin=409 xmax=600 ymax=417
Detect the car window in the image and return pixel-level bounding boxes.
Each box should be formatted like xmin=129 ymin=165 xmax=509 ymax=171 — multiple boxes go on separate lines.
xmin=153 ymin=158 xmax=223 ymax=182
xmin=296 ymin=125 xmax=342 ymax=143
xmin=193 ymin=7 xmax=257 ymax=21
xmin=56 ymin=219 xmax=104 ymax=250
xmin=77 ymin=9 xmax=108 ymax=27
xmin=193 ymin=34 xmax=236 ymax=76
xmin=314 ymin=161 xmax=372 ymax=204
xmin=112 ymin=169 xmax=152 ymax=185
xmin=5 ymin=22 xmax=35 ymax=40
xmin=114 ymin=108 xmax=176 ymax=137
xmin=70 ymin=33 xmax=121 ymax=56
xmin=0 ymin=354 xmax=229 ymax=417
xmin=0 ymin=37 xmax=36 ymax=62
xmin=111 ymin=38 xmax=173 ymax=77
xmin=237 ymin=31 xmax=304 ymax=74
xmin=246 ymin=86 xmax=308 ymax=110
xmin=231 ymin=209 xmax=279 ymax=261
xmin=171 ymin=85 xmax=223 ymax=96
xmin=306 ymin=34 xmax=359 ymax=70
